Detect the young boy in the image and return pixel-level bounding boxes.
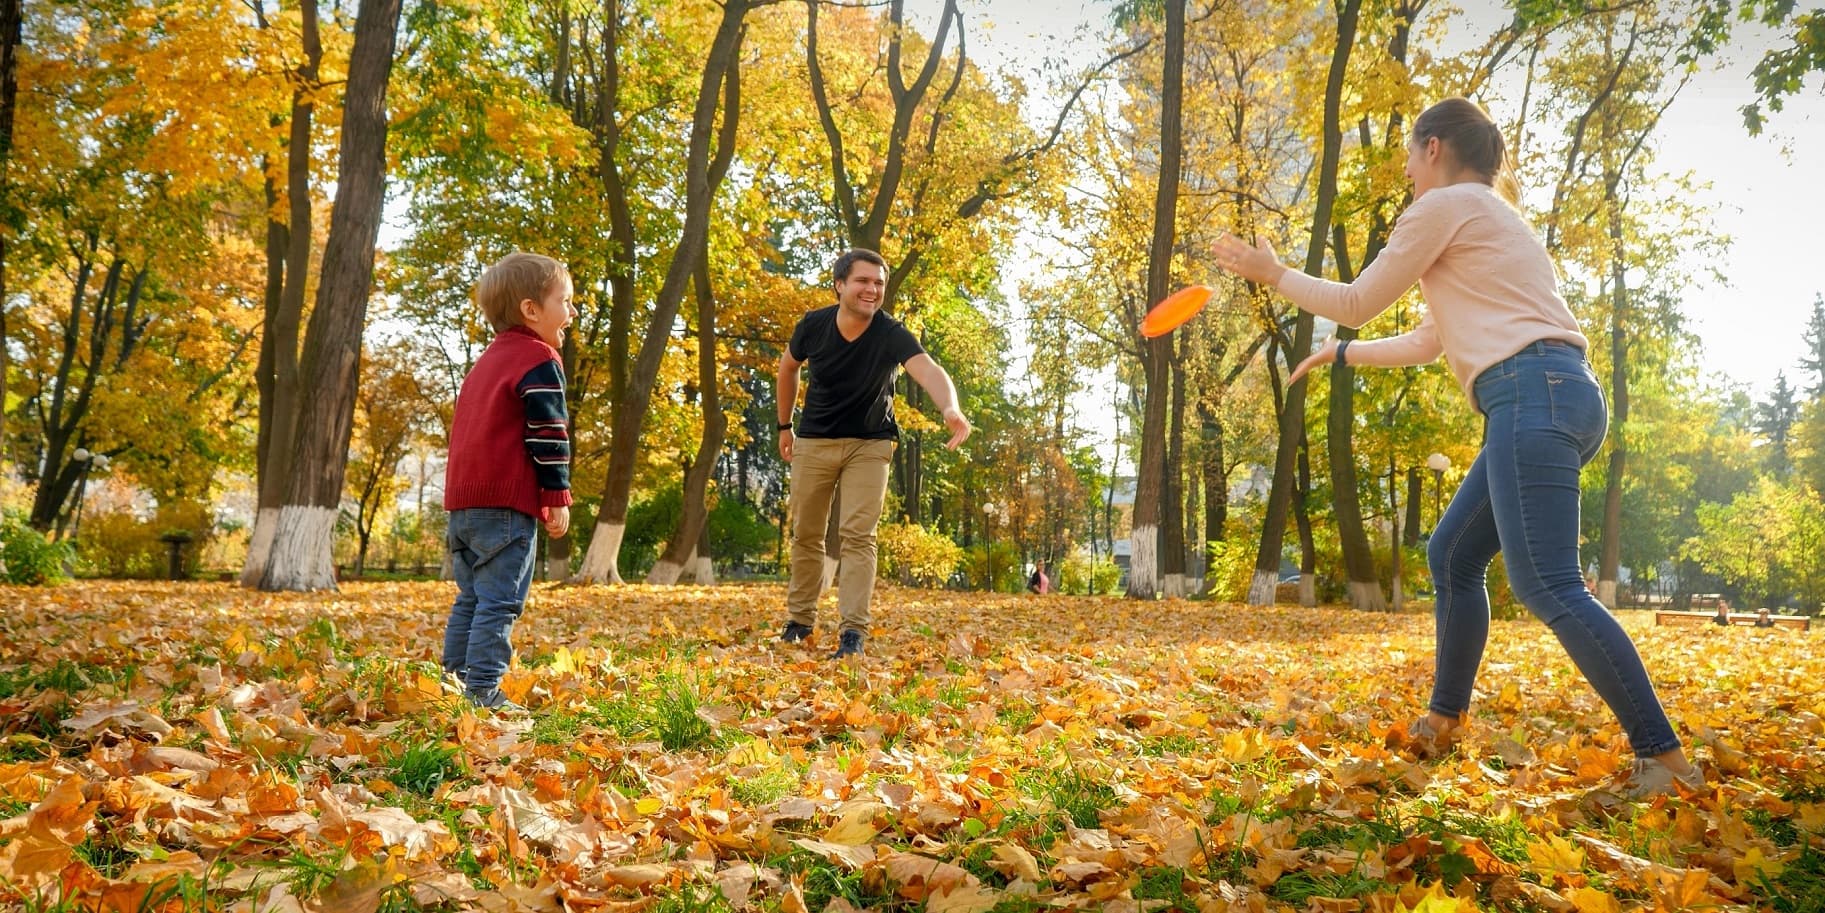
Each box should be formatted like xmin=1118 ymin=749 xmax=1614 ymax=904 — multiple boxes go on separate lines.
xmin=442 ymin=252 xmax=576 ymax=710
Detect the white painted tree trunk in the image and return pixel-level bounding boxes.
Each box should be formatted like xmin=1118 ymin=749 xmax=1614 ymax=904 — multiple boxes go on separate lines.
xmin=440 ymin=547 xmax=453 ymax=581
xmin=1300 ymin=576 xmax=1316 ymax=607
xmin=688 ymin=553 xmax=715 ymax=584
xmin=646 ymin=559 xmax=684 ymax=585
xmin=1127 ymin=525 xmax=1157 ymax=597
xmin=239 ymin=507 xmax=279 ymax=587
xmin=571 ymin=521 xmax=626 ymax=584
xmin=260 ymin=505 xmax=339 ymax=591
xmin=1246 ymin=568 xmax=1277 ymax=606
xmin=821 ymin=555 xmax=838 ymax=592
xmin=1596 ymin=579 xmax=1617 ymax=609
xmin=1347 ymin=580 xmax=1388 ymax=612
xmin=1162 ymin=572 xmax=1187 ymax=598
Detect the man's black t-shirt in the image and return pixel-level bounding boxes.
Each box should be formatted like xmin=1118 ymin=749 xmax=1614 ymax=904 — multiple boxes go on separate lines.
xmin=788 ymin=305 xmax=925 ymax=439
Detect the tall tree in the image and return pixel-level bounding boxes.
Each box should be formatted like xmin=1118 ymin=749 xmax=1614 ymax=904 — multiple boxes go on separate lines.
xmin=0 ymin=0 xmax=20 ymax=465
xmin=1758 ymin=372 xmax=1800 ymax=478
xmin=649 ymin=53 xmax=744 ymax=585
xmin=259 ymin=0 xmax=406 ymax=590
xmin=571 ymin=0 xmax=755 ymax=584
xmin=1801 ymin=292 xmax=1825 ymax=398
xmin=242 ymin=0 xmax=324 ymax=586
xmin=1128 ymin=0 xmax=1186 ymax=599
xmin=1248 ymin=0 xmax=1362 ymax=606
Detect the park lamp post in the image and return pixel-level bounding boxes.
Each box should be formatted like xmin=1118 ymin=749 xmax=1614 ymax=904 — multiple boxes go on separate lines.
xmin=66 ymin=448 xmax=109 ymax=543
xmin=1426 ymin=452 xmax=1451 ymax=532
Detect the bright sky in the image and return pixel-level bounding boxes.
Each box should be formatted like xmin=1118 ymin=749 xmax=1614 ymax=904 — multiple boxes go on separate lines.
xmin=914 ymin=0 xmax=1824 ymax=403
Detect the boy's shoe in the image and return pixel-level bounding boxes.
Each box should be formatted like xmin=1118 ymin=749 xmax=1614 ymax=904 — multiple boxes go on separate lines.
xmin=467 ymin=689 xmax=526 ymax=714
xmin=1616 ymin=757 xmax=1705 ymax=799
xmin=831 ymin=630 xmax=865 ymax=659
xmin=781 ymin=621 xmax=814 ymax=643
xmin=1389 ymin=715 xmax=1460 ymax=760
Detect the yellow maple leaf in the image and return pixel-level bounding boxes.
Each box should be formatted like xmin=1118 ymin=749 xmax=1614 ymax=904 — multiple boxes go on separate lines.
xmin=1526 ymin=834 xmax=1586 ymax=879
xmin=1568 ymin=887 xmax=1621 ymax=913
xmin=1733 ymin=847 xmax=1785 ymax=883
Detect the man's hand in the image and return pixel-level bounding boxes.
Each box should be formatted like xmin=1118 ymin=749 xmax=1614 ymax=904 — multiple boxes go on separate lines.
xmin=778 ymin=428 xmax=794 ymax=462
xmin=542 ymin=505 xmax=571 ymax=539
xmin=941 ymin=407 xmax=972 ymax=450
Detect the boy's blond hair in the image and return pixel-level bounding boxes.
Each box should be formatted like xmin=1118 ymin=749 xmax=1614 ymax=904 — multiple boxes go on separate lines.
xmin=475 ymin=252 xmax=569 ymax=332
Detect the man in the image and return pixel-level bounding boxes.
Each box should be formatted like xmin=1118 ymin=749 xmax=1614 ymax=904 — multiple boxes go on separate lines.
xmin=777 ymin=249 xmax=972 ymax=658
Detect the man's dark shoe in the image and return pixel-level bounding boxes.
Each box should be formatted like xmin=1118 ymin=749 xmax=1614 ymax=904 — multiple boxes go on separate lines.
xmin=781 ymin=621 xmax=814 ymax=643
xmin=831 ymin=629 xmax=865 ymax=659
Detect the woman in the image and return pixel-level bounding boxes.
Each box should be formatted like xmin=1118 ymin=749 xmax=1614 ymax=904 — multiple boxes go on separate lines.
xmin=1211 ymin=97 xmax=1701 ymax=799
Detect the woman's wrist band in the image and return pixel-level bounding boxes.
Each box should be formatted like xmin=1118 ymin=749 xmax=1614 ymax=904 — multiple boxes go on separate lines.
xmin=1334 ymin=340 xmax=1350 ymax=366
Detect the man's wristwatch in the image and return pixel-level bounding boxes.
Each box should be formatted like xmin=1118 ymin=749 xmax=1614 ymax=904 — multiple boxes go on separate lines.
xmin=778 ymin=421 xmax=792 ymax=432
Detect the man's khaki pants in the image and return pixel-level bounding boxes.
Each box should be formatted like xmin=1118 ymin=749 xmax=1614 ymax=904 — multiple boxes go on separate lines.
xmin=786 ymin=437 xmax=893 ymax=635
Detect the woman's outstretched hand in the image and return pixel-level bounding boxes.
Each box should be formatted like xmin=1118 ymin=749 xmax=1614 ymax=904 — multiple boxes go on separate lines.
xmin=1287 ymin=338 xmax=1340 ymax=385
xmin=1213 ymin=233 xmax=1289 ymax=287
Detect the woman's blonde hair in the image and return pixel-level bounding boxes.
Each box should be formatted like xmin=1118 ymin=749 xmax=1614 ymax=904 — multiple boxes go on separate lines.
xmin=474 ymin=252 xmax=569 ymax=332
xmin=1413 ymin=97 xmax=1521 ymax=206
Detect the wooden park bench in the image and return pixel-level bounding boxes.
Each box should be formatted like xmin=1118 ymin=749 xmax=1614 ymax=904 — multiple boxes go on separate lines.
xmin=1653 ymin=610 xmax=1811 ymax=631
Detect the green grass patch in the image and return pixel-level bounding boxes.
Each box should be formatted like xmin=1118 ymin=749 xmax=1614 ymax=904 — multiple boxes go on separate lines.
xmin=1017 ymin=766 xmax=1119 ymax=830
xmin=652 ymin=674 xmax=716 ymax=751
xmin=384 ymin=741 xmax=465 ymax=796
xmin=649 ymin=882 xmax=736 ymax=913
xmin=731 ymin=766 xmax=799 ymax=807
xmin=1135 ymin=866 xmax=1197 ymax=910
xmin=1139 ymin=733 xmax=1201 ymax=757
xmin=1267 ymin=868 xmax=1392 ymax=905
xmin=1758 ymin=839 xmax=1825 ymax=913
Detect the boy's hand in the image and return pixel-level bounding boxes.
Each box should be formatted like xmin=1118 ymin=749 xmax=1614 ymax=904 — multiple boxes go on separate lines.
xmin=542 ymin=505 xmax=571 ymax=538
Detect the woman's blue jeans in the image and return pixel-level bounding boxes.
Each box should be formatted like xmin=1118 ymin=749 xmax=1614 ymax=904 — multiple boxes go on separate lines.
xmin=1426 ymin=341 xmax=1681 ymax=757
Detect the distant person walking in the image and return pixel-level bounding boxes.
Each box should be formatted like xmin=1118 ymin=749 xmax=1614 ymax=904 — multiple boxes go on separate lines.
xmin=1211 ymin=98 xmax=1701 ymax=799
xmin=1027 ymin=560 xmax=1050 ymax=595
xmin=776 ymin=249 xmax=972 ymax=659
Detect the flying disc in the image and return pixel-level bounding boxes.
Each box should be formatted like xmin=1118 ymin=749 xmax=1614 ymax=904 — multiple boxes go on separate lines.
xmin=1139 ymin=284 xmax=1213 ymax=338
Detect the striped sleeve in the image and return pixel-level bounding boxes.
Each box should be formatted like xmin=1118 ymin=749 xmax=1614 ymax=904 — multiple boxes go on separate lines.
xmin=516 ymin=359 xmax=573 ymax=506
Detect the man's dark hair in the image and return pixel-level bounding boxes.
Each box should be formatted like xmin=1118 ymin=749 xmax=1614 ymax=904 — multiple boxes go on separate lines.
xmin=832 ymin=248 xmax=888 ymax=282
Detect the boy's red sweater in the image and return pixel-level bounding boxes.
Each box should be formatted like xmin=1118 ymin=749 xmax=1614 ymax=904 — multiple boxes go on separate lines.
xmin=444 ymin=326 xmax=573 ymax=518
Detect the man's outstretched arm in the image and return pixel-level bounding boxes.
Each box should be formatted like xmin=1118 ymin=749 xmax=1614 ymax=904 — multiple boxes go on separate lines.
xmin=904 ymin=353 xmax=971 ymax=449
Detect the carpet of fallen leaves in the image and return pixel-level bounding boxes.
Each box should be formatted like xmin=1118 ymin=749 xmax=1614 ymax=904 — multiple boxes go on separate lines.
xmin=0 ymin=581 xmax=1821 ymax=913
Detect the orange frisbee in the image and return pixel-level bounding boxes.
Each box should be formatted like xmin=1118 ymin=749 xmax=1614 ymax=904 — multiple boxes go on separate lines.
xmin=1139 ymin=285 xmax=1213 ymax=338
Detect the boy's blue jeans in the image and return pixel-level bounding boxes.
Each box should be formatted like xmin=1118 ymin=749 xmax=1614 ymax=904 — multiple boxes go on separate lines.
xmin=443 ymin=507 xmax=537 ymax=707
xmin=1427 ymin=341 xmax=1681 ymax=758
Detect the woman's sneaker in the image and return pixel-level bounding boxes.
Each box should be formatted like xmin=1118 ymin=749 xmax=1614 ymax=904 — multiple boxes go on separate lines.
xmin=1616 ymin=757 xmax=1705 ymax=799
xmin=1389 ymin=716 xmax=1460 ymax=760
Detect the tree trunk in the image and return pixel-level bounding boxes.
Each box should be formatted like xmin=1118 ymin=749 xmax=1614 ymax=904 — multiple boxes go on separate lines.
xmin=1199 ymin=401 xmax=1228 ymax=588
xmin=650 ymin=261 xmax=731 ymax=585
xmin=30 ymin=260 xmax=146 ymax=532
xmin=1249 ymin=0 xmax=1360 ymax=606
xmin=1404 ymin=467 xmax=1423 ymax=546
xmin=1328 ymin=227 xmax=1385 ymax=611
xmin=1294 ymin=432 xmax=1317 ymax=607
xmin=258 ymin=0 xmax=403 ymax=591
xmin=243 ymin=0 xmax=320 ymax=587
xmin=1129 ymin=0 xmax=1185 ymax=600
xmin=1161 ymin=340 xmax=1188 ymax=597
xmin=1597 ymin=190 xmax=1627 ymax=608
xmin=573 ymin=0 xmax=748 ymax=584
xmin=0 ymin=0 xmax=20 ymax=466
